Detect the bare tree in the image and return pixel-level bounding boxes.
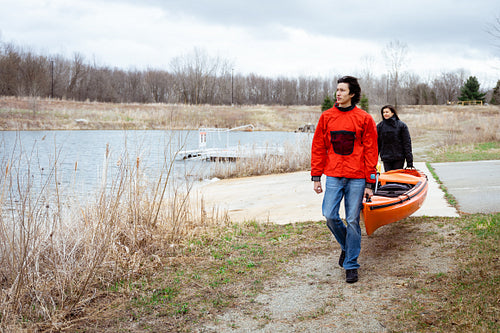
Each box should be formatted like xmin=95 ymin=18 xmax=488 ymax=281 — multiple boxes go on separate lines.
xmin=488 ymin=16 xmax=500 ymax=53
xmin=401 ymin=73 xmax=435 ymax=105
xmin=49 ymin=55 xmax=71 ymax=99
xmin=487 ymin=16 xmax=500 ymax=73
xmin=0 ymin=42 xmax=22 ymax=96
xmin=358 ymin=55 xmax=378 ymax=105
xmin=382 ymin=40 xmax=408 ymax=107
xmin=170 ymin=48 xmax=233 ymax=105
xmin=125 ymin=70 xmax=147 ymax=103
xmin=432 ymin=70 xmax=466 ymax=104
xmin=66 ymin=53 xmax=87 ymax=100
xmin=17 ymin=49 xmax=49 ymax=102
xmin=1 ymin=38 xmax=484 ymax=107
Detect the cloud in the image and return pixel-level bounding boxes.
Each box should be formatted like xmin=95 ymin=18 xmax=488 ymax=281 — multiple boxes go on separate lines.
xmin=0 ymin=0 xmax=499 ymax=85
xmin=141 ymin=0 xmax=499 ymax=46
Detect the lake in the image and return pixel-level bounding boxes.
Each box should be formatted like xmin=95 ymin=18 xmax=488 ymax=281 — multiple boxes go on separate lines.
xmin=0 ymin=129 xmax=312 ymax=198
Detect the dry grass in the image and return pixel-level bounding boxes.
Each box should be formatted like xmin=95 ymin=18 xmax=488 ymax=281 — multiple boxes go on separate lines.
xmin=1 ymin=97 xmax=499 ymax=158
xmin=0 ymin=97 xmax=319 ymax=132
xmin=0 ymin=136 xmax=229 ymax=331
xmin=210 ymin=137 xmax=312 ymax=179
xmin=396 ymin=104 xmax=500 ymax=148
xmin=70 ymin=220 xmax=332 ymax=332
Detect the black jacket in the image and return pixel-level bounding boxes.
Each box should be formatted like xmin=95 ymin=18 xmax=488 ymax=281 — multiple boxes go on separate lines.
xmin=376 ymin=116 xmax=413 ymax=167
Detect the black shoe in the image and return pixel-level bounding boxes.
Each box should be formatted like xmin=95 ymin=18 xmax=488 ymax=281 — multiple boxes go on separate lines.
xmin=338 ymin=250 xmax=345 ymax=267
xmin=346 ymin=269 xmax=358 ymax=283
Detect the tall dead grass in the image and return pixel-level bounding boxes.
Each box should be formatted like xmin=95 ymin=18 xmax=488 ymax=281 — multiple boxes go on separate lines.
xmin=210 ymin=135 xmax=312 ymax=179
xmin=397 ymin=105 xmax=500 ymax=147
xmin=0 ymin=136 xmax=228 ymax=331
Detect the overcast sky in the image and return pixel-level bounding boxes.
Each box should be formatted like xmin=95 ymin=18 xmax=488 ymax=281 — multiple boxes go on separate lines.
xmin=1 ymin=0 xmax=499 ymax=87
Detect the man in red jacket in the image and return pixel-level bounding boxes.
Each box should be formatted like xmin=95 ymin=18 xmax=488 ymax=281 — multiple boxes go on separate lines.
xmin=311 ymin=76 xmax=378 ymax=283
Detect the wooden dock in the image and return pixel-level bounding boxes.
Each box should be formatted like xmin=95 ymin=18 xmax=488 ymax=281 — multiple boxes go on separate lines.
xmin=176 ymin=125 xmax=284 ymax=162
xmin=177 ymin=146 xmax=284 ymax=162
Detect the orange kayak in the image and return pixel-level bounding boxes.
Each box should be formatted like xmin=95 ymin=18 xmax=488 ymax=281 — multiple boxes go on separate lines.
xmin=362 ymin=169 xmax=428 ymax=235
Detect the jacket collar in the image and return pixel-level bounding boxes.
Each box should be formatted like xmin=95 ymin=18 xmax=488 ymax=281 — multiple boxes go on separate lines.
xmin=335 ymin=103 xmax=355 ymax=112
xmin=383 ymin=115 xmax=397 ymax=126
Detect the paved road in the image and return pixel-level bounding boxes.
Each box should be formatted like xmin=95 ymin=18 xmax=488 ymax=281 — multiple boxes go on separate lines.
xmin=197 ymin=162 xmax=459 ymax=225
xmin=198 ymin=160 xmax=499 ymax=225
xmin=430 ymin=160 xmax=500 ymax=214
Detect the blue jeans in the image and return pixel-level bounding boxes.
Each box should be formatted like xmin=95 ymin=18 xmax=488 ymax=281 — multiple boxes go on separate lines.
xmin=322 ymin=177 xmax=365 ymax=270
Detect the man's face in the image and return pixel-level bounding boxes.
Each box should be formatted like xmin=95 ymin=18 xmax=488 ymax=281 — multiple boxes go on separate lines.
xmin=336 ymin=83 xmax=354 ymax=107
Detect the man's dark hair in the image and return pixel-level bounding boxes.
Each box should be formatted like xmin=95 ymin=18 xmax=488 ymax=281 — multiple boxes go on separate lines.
xmin=337 ymin=76 xmax=361 ymax=105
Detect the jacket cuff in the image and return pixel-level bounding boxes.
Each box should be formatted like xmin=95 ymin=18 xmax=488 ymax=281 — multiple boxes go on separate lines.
xmin=311 ymin=176 xmax=321 ymax=182
xmin=365 ymin=182 xmax=375 ymax=190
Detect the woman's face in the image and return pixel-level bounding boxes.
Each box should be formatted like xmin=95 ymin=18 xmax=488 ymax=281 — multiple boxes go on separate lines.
xmin=382 ymin=108 xmax=394 ymax=120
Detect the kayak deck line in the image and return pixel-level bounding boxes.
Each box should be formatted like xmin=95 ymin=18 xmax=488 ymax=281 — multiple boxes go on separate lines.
xmin=369 ymin=180 xmax=427 ymax=211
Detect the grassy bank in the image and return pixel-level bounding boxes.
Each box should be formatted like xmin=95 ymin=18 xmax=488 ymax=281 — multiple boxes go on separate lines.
xmin=0 ymin=96 xmax=320 ymax=132
xmin=393 ymin=213 xmax=500 ymax=332
xmin=429 ymin=141 xmax=500 ymax=162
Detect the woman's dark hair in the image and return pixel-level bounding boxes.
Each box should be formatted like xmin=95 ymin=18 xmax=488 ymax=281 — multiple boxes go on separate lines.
xmin=337 ymin=76 xmax=361 ymax=105
xmin=380 ymin=105 xmax=400 ymax=120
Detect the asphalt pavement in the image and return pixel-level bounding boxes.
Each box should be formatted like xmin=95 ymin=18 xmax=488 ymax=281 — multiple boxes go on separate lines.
xmin=430 ymin=160 xmax=500 ymax=214
xmin=197 ymin=161 xmax=461 ymax=225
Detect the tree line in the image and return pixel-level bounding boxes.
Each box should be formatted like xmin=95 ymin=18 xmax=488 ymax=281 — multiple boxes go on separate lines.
xmin=1 ymin=41 xmax=497 ymax=106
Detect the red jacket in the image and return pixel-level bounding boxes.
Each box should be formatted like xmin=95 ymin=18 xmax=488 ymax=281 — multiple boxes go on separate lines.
xmin=311 ymin=104 xmax=378 ymax=184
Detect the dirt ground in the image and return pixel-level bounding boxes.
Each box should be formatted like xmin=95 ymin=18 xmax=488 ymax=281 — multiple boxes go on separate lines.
xmin=193 ymin=216 xmax=459 ymax=332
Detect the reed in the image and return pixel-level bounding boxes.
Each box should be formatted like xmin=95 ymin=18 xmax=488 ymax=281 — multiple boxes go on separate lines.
xmin=0 ymin=135 xmax=227 ymax=331
xmin=210 ymin=136 xmax=312 ymax=179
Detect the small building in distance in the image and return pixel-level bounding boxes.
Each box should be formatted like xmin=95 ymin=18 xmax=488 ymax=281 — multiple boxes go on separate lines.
xmin=295 ymin=123 xmax=315 ymax=133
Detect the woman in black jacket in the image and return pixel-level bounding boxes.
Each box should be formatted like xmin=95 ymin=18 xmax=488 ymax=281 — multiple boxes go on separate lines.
xmin=377 ymin=105 xmax=414 ymax=172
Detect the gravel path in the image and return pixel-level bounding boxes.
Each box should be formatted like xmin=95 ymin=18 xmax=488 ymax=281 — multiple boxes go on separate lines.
xmin=195 ymin=217 xmax=460 ymax=332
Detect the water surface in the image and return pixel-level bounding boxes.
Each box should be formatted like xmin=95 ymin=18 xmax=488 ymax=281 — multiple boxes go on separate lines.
xmin=1 ymin=130 xmax=311 ymax=197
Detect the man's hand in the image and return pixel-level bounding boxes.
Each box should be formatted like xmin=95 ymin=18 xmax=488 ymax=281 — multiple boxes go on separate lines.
xmin=364 ymin=187 xmax=374 ymax=199
xmin=314 ymin=181 xmax=322 ymax=194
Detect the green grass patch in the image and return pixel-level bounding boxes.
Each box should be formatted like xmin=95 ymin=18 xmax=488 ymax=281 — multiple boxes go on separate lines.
xmin=425 ymin=162 xmax=458 ymax=207
xmin=430 ymin=141 xmax=500 ymax=162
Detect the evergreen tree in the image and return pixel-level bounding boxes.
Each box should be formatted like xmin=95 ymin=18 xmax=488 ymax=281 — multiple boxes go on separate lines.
xmin=490 ymin=80 xmax=500 ymax=105
xmin=360 ymin=94 xmax=369 ymax=111
xmin=458 ymin=76 xmax=486 ymax=102
xmin=321 ymin=95 xmax=334 ymax=111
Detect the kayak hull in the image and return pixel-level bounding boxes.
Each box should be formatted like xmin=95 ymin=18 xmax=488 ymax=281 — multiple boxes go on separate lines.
xmin=362 ymin=169 xmax=428 ymax=235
